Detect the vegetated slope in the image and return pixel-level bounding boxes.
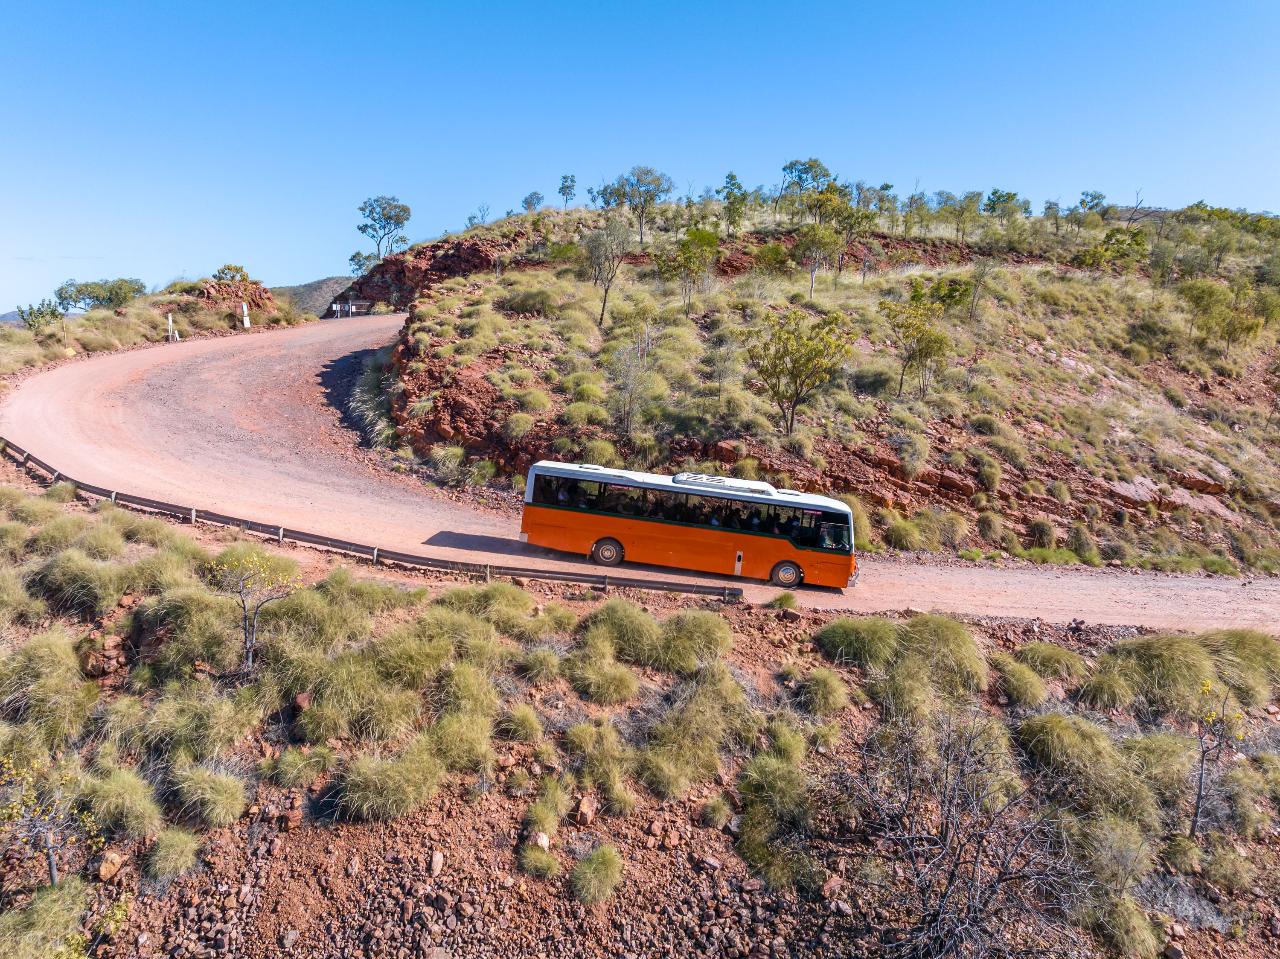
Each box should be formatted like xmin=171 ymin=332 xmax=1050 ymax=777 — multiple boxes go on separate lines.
xmin=270 ymin=275 xmax=354 ymax=316
xmin=1 ymin=476 xmax=1280 ymax=959
xmin=0 ymin=276 xmax=314 ymax=377
xmin=346 ymin=202 xmax=1280 ymax=574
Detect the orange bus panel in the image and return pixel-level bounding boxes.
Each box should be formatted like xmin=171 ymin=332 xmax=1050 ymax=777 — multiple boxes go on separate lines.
xmin=520 ymin=504 xmax=856 ymax=589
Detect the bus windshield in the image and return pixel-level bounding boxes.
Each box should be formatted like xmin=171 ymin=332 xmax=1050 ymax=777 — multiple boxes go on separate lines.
xmin=530 ymin=473 xmax=852 ymax=553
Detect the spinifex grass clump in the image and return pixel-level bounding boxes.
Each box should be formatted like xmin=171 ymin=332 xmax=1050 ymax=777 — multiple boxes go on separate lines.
xmin=1014 ymin=641 xmax=1088 ymax=682
xmin=1080 ymin=629 xmax=1280 ymax=715
xmin=86 ymin=767 xmax=164 ymax=838
xmin=735 ymin=719 xmax=816 ymax=892
xmin=563 ymin=630 xmax=638 ymax=705
xmin=570 ymin=845 xmax=623 ymax=904
xmin=638 ymin=662 xmax=754 ymax=799
xmin=565 ymin=718 xmax=636 ymax=813
xmin=338 ymin=734 xmax=444 ymax=821
xmin=1017 ymin=713 xmax=1157 ymax=829
xmin=989 ymin=652 xmax=1046 ymax=708
xmin=148 ymin=827 xmax=201 ymax=879
xmin=173 ymin=765 xmax=246 ymax=828
xmin=0 ymin=629 xmax=98 ymax=747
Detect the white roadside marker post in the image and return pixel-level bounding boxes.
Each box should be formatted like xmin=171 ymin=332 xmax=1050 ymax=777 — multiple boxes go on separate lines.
xmin=241 ymin=302 xmax=251 ymax=329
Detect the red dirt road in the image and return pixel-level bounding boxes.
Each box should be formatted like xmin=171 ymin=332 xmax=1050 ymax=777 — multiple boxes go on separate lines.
xmin=2 ymin=316 xmax=1277 ymax=630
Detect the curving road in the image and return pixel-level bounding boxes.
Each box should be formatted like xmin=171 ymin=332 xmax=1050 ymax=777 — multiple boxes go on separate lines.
xmin=2 ymin=315 xmax=1277 ymax=631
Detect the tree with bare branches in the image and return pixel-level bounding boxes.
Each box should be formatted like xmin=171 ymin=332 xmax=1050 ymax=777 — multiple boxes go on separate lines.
xmin=843 ymin=710 xmax=1087 ymax=959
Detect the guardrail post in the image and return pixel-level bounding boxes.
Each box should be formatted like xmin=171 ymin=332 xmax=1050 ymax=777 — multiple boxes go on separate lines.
xmin=372 ymin=547 xmax=379 ymax=565
xmin=189 ymin=508 xmax=197 ymax=524
xmin=602 ymin=575 xmax=609 ymax=593
xmin=110 ymin=491 xmax=117 ymax=504
xmin=278 ymin=526 xmax=285 ymax=544
xmin=51 ymin=471 xmax=60 ymax=483
xmin=21 ymin=452 xmax=29 ymax=465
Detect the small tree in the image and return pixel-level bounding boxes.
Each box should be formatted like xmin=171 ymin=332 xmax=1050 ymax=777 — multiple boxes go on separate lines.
xmin=744 ymin=308 xmax=851 ymax=434
xmin=654 ymin=228 xmax=718 ymax=315
xmin=355 ymin=195 xmax=412 ymax=261
xmin=834 ymin=205 xmax=877 ymax=278
xmin=791 ymin=224 xmax=842 ymax=296
xmin=609 ymin=166 xmax=673 ymax=244
xmin=560 ymin=177 xmax=581 ymax=211
xmin=208 ymin=546 xmax=300 ymax=671
xmin=585 ymin=218 xmax=633 ymax=326
xmin=16 ymin=299 xmax=64 ymax=333
xmin=54 ymin=278 xmax=145 ymax=313
xmin=879 ymin=298 xmax=949 ymax=397
xmin=716 ymin=172 xmax=748 ymax=237
xmin=0 ymin=756 xmax=101 ymax=887
xmin=1189 ymin=682 xmax=1244 ymax=838
xmin=522 ymin=191 xmax=545 ymax=213
xmin=845 ymin=710 xmax=1085 ymax=959
xmin=211 ymin=264 xmax=251 ymax=283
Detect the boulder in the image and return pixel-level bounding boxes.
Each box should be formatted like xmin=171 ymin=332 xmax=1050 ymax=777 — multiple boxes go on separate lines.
xmin=1168 ymin=468 xmax=1226 ymax=495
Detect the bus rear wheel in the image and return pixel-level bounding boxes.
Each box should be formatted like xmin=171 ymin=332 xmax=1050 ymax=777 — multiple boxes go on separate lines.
xmin=769 ymin=560 xmax=803 ymax=588
xmin=591 ymin=538 xmax=624 ymax=567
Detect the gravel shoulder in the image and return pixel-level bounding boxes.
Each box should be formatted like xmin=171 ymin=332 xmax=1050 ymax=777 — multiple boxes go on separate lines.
xmin=2 ymin=315 xmax=1277 ymax=631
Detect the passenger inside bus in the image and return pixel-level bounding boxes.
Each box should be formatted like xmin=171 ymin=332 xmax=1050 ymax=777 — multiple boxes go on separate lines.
xmin=531 ymin=474 xmax=851 ymax=551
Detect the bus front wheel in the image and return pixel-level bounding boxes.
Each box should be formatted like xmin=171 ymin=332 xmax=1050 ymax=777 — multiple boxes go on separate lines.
xmin=591 ymin=538 xmax=624 ymax=567
xmin=769 ymin=561 xmax=803 ymax=588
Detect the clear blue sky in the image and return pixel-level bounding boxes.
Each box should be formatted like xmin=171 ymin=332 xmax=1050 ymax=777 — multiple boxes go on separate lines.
xmin=4 ymin=0 xmax=1278 ymax=306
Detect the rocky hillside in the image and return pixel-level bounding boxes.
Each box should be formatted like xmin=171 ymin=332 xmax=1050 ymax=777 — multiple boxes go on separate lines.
xmin=270 ymin=276 xmax=356 ymax=317
xmin=2 ymin=469 xmax=1280 ymax=959
xmin=350 ymin=205 xmax=1280 ymax=575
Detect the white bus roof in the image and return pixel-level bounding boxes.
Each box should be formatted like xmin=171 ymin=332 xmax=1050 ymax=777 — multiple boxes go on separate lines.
xmin=528 ymin=460 xmax=853 ymax=515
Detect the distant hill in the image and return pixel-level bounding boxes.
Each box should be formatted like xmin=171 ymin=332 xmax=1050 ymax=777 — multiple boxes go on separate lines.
xmin=270 ymin=276 xmax=351 ymax=316
xmin=0 ymin=309 xmax=22 ymax=327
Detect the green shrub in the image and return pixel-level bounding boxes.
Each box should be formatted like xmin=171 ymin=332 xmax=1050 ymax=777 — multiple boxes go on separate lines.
xmin=1026 ymin=518 xmax=1057 ymax=550
xmin=976 ymin=511 xmax=1002 ymax=542
xmin=1221 ymin=764 xmax=1271 ymax=838
xmin=580 ymin=599 xmax=659 ymax=657
xmin=519 ymin=647 xmax=560 ymax=684
xmin=142 ymin=681 xmax=258 ymax=760
xmin=1120 ymin=733 xmax=1195 ymax=806
xmin=900 ymin=615 xmax=987 ymax=695
xmin=1197 ymin=629 xmax=1280 ymax=707
xmin=1015 ymin=641 xmax=1088 ymax=681
xmin=870 ymin=655 xmax=936 ymax=721
xmin=500 ymin=704 xmax=543 ymax=742
xmin=836 ymin=494 xmax=873 ymax=548
xmin=500 ymin=289 xmax=557 ymax=316
xmin=884 ymin=517 xmax=923 ymax=551
xmin=767 ymin=591 xmax=798 ymax=610
xmin=0 ymin=629 xmax=98 ymax=746
xmin=174 ymin=766 xmax=246 ymax=828
xmin=430 ymin=710 xmax=495 ymax=772
xmin=0 ymin=566 xmax=46 ymax=626
xmin=513 ymin=388 xmax=552 ymax=412
xmin=799 ymin=668 xmax=848 ymax=716
xmin=29 ymin=548 xmax=128 ymax=617
xmin=74 ymin=522 xmax=126 ymax=560
xmin=264 ymin=745 xmax=337 ymax=788
xmin=1102 ymin=636 xmax=1218 ymax=716
xmin=564 ymin=632 xmax=639 ymax=705
xmin=149 ymin=827 xmax=201 ymax=878
xmin=504 ymin=412 xmax=535 ymax=439
xmin=524 ymin=774 xmax=573 ymax=838
xmin=1161 ymin=835 xmax=1202 ymax=874
xmin=972 ymin=453 xmax=1001 ymax=492
xmin=637 ymin=663 xmax=749 ymax=799
xmin=27 ymin=515 xmax=90 ymax=554
xmin=990 ymin=652 xmax=1046 ymax=707
xmin=140 ymin=588 xmax=239 ymax=679
xmin=1098 ymin=895 xmax=1161 ymax=959
xmin=649 ymin=610 xmax=733 ymax=674
xmin=891 ymin=433 xmax=930 ymax=479
xmin=1017 ymin=713 xmax=1157 ymax=826
xmin=815 ymin=617 xmax=900 ymax=669
xmin=338 ymin=736 xmax=443 ymax=820
xmin=968 ymin=413 xmax=1001 ymax=436
xmin=1203 ymin=839 xmax=1255 ymax=894
xmin=87 ymin=767 xmax=164 ymax=837
xmin=519 ymin=845 xmax=560 ymax=878
xmin=562 ymin=401 xmax=610 ymax=426
xmin=1073 ymin=813 xmax=1153 ymax=895
xmin=702 ymin=796 xmax=732 ymax=829
xmin=0 ymin=876 xmax=89 ymax=959
xmin=570 ymin=845 xmax=623 ymax=904
xmin=1077 ymin=664 xmax=1136 ymax=711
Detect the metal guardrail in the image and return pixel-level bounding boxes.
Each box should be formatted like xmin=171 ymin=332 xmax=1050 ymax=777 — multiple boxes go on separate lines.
xmin=0 ymin=436 xmax=743 ymax=602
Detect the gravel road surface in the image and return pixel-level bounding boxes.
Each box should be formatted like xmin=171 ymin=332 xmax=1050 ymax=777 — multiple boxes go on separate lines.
xmin=3 ymin=316 xmax=1276 ymax=630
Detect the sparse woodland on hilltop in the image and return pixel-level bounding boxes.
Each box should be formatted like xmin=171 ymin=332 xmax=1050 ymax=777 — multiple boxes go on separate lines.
xmin=3 ymin=265 xmax=314 ymax=376
xmin=339 ymin=161 xmax=1280 ymax=573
